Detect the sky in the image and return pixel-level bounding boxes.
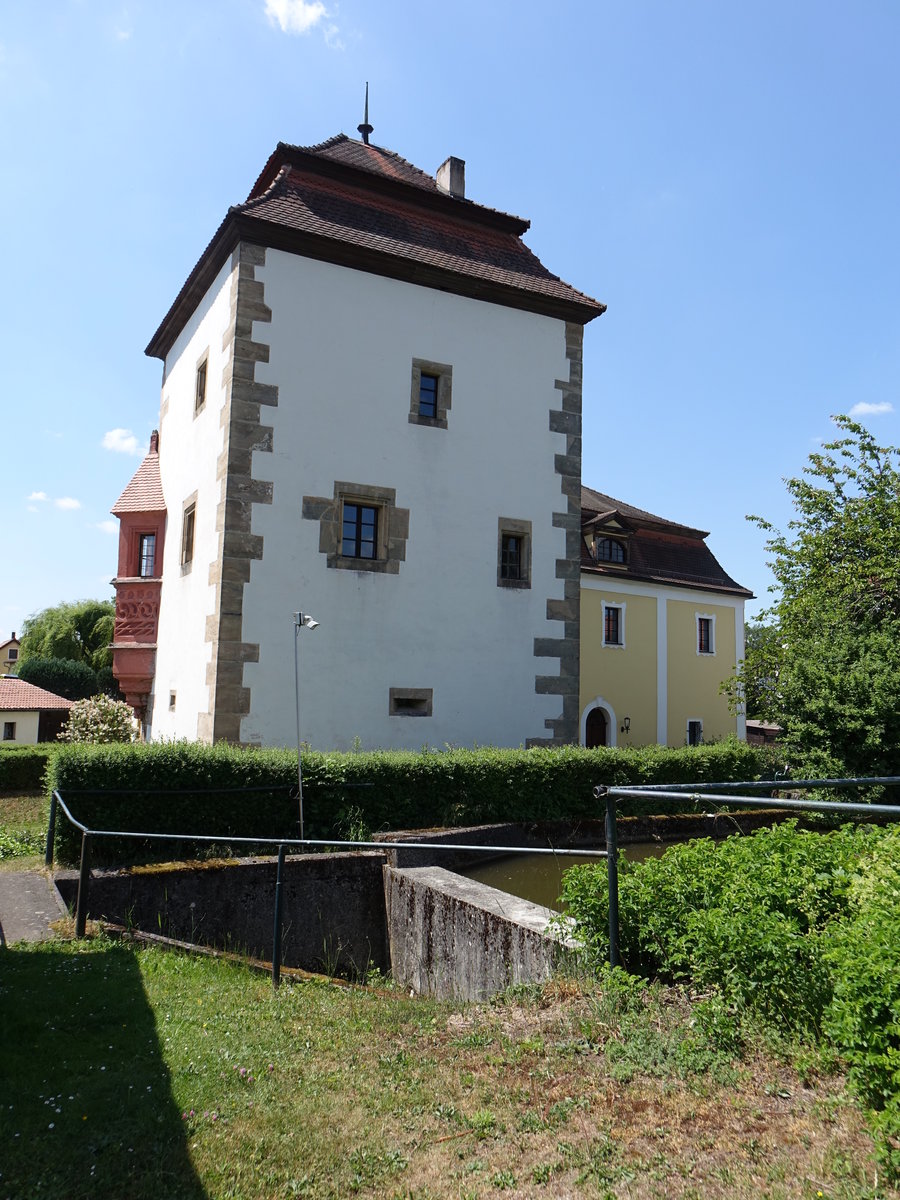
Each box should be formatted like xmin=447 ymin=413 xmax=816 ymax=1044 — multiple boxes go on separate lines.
xmin=3 ymin=0 xmax=900 ymax=635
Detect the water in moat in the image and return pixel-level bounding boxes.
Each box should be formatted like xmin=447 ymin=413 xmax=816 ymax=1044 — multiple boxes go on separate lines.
xmin=461 ymin=842 xmax=667 ymax=911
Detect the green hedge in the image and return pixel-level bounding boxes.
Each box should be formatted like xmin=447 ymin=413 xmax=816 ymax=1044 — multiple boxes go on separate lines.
xmin=46 ymin=738 xmax=771 ymax=865
xmin=0 ymin=745 xmax=57 ymax=794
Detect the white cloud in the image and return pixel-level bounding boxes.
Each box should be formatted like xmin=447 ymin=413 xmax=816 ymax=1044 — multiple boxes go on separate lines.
xmin=96 ymin=520 xmax=119 ymax=535
xmin=55 ymin=497 xmax=82 ymax=511
xmin=265 ymin=0 xmax=328 ymax=35
xmin=847 ymin=401 xmax=894 ymax=418
xmin=102 ymin=427 xmax=144 ymax=456
xmin=27 ymin=491 xmax=48 ymax=502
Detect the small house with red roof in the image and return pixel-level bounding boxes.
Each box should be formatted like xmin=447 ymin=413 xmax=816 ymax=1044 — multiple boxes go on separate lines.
xmin=112 ymin=129 xmax=605 ymax=747
xmin=580 ymin=486 xmax=752 ymax=747
xmin=0 ymin=677 xmax=73 ymax=744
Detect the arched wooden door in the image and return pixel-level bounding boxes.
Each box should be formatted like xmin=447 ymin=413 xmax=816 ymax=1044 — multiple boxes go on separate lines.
xmin=585 ymin=706 xmax=608 ymax=748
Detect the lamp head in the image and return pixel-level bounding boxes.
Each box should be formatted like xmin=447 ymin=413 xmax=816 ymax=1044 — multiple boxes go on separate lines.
xmin=295 ymin=613 xmax=319 ymax=630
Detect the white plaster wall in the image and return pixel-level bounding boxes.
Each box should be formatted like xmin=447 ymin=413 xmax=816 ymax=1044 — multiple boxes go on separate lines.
xmin=2 ymin=711 xmax=40 ymax=743
xmin=147 ymin=258 xmax=233 ymax=740
xmin=241 ymin=252 xmax=571 ymax=749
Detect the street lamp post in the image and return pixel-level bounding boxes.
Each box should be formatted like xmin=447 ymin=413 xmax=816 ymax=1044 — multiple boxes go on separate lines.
xmin=293 ymin=611 xmax=319 ymax=842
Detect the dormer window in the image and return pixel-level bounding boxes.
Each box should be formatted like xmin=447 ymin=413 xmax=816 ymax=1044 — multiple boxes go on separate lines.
xmin=595 ymin=537 xmax=626 ymax=564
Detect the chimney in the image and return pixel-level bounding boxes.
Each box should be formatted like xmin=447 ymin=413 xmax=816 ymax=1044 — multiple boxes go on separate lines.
xmin=149 ymin=430 xmax=159 ymax=453
xmin=436 ymin=156 xmax=465 ymax=199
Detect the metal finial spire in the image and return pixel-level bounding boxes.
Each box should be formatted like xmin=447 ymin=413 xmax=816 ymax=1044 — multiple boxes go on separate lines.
xmin=357 ymin=82 xmax=374 ymax=145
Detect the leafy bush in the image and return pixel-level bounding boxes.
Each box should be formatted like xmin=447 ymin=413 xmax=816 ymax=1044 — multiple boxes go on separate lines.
xmin=563 ymin=821 xmax=880 ymax=1027
xmin=0 ymin=745 xmax=57 ymax=793
xmin=16 ymin=657 xmax=98 ymax=700
xmin=46 ymin=738 xmax=771 ymax=866
xmin=823 ymin=828 xmax=900 ymax=1177
xmin=59 ymin=695 xmax=137 ymax=745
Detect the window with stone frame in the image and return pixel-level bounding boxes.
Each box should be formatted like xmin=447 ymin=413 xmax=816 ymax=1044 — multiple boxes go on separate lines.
xmin=181 ymin=498 xmax=197 ymax=571
xmin=389 ymin=687 xmax=433 ymax=717
xmin=497 ymin=517 xmax=532 ymax=589
xmin=409 ymin=359 xmax=452 ymax=428
xmin=194 ymin=353 xmax=208 ymax=415
xmin=3 ymin=721 xmax=15 ymax=741
xmin=302 ymin=482 xmax=410 ymax=575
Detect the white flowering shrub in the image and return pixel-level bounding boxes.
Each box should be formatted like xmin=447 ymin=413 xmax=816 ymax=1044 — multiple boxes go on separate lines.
xmin=59 ymin=695 xmax=137 ymax=744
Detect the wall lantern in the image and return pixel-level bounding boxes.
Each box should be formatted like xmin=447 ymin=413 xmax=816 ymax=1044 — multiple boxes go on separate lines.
xmin=620 ymin=716 xmax=631 ymax=735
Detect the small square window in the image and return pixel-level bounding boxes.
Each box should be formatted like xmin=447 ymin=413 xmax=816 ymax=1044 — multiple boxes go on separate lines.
xmin=497 ymin=518 xmax=532 ymax=589
xmin=3 ymin=721 xmax=15 ymax=741
xmin=342 ymin=503 xmax=379 ymax=559
xmin=181 ymin=500 xmax=196 ymax=570
xmin=139 ymin=533 xmax=156 ymax=578
xmin=195 ymin=356 xmax=208 ymax=414
xmin=409 ymin=359 xmax=452 ymax=428
xmin=7 ymin=647 xmax=17 ymax=662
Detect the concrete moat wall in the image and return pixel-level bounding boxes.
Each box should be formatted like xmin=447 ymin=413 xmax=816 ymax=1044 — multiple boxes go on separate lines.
xmin=56 ymin=852 xmax=389 ymax=978
xmin=383 ymin=866 xmax=576 ymax=1001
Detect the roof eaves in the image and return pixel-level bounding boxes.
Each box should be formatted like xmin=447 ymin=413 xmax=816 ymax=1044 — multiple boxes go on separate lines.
xmin=147 ymin=209 xmax=605 ymax=361
xmin=581 ymin=563 xmax=754 ymax=598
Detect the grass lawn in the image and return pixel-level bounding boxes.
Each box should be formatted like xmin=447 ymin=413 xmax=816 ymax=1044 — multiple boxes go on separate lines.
xmin=1 ymin=935 xmax=893 ymax=1200
xmin=0 ymin=791 xmax=47 ymax=871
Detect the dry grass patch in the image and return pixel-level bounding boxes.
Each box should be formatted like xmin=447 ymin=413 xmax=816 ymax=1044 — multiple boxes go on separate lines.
xmin=1 ymin=939 xmax=893 ymax=1200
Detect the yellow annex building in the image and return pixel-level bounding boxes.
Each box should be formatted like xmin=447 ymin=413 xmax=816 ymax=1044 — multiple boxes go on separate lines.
xmin=580 ymin=486 xmax=752 ymax=748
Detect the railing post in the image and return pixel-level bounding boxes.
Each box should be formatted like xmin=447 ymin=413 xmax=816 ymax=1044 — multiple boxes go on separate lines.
xmin=605 ymin=792 xmax=620 ymax=969
xmin=44 ymin=792 xmax=58 ymax=867
xmin=75 ymin=832 xmax=92 ymax=938
xmin=272 ymin=844 xmax=286 ymax=989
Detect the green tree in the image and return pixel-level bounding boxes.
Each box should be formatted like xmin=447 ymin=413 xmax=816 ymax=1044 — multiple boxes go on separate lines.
xmin=740 ymin=621 xmax=781 ymax=719
xmin=729 ymin=417 xmax=900 ymax=777
xmin=19 ymin=599 xmax=115 ymax=672
xmin=16 ymin=656 xmax=98 ymax=701
xmin=59 ymin=695 xmax=136 ymax=744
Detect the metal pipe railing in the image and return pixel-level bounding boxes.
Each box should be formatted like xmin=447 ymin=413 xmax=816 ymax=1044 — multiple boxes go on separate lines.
xmin=48 ymin=779 xmax=900 ymax=980
xmin=47 ymin=789 xmax=607 ymax=986
xmin=596 ymin=778 xmax=900 ymax=969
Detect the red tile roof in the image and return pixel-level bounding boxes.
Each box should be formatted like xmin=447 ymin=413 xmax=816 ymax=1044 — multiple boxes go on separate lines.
xmin=147 ymin=135 xmax=605 ymax=359
xmin=252 ymin=134 xmax=446 ymax=196
xmin=581 ymin=485 xmax=753 ymax=598
xmin=0 ymin=678 xmax=73 ymax=711
xmin=112 ymin=446 xmax=165 ymax=515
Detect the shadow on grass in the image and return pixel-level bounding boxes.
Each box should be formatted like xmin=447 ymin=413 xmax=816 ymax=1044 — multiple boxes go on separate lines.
xmin=0 ymin=940 xmax=207 ymax=1200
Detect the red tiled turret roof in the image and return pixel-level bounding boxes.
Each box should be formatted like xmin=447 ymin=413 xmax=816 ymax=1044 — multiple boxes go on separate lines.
xmin=0 ymin=678 xmax=73 ymax=711
xmin=111 ymin=434 xmax=165 ymax=515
